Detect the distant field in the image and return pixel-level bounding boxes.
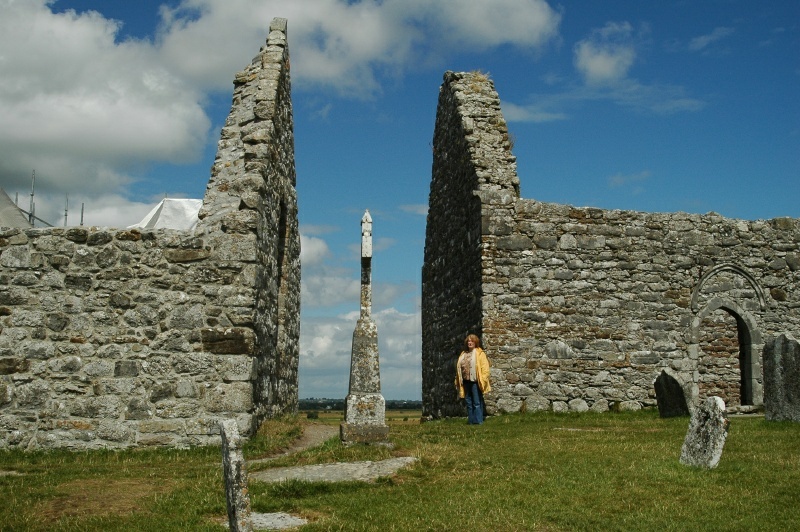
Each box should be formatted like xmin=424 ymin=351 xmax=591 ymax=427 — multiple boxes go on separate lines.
xmin=306 ymin=409 xmax=421 ymax=424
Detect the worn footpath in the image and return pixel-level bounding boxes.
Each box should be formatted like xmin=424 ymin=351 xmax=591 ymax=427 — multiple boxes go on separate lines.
xmin=244 ymin=422 xmax=417 ymax=530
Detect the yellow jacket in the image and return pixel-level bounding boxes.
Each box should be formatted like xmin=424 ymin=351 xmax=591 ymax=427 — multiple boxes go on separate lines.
xmin=455 ymin=348 xmax=491 ymax=399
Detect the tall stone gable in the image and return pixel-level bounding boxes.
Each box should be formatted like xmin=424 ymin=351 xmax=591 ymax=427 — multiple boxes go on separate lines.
xmin=0 ymin=18 xmax=299 ymax=450
xmin=422 ymin=71 xmax=519 ymax=418
xmin=422 ymin=70 xmax=800 ymax=419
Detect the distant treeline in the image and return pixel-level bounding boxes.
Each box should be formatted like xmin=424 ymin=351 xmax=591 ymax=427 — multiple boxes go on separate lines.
xmin=300 ymin=398 xmax=422 ymax=411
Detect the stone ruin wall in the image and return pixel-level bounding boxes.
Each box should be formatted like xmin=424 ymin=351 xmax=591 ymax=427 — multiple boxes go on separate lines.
xmin=0 ymin=18 xmax=299 ymax=450
xmin=422 ymin=70 xmax=800 ymax=419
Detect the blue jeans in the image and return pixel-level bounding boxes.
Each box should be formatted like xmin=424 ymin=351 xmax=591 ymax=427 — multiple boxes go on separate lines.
xmin=463 ymin=380 xmax=485 ymax=424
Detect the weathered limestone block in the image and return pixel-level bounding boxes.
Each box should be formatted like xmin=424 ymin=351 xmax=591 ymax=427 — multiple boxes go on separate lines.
xmin=201 ymin=328 xmax=256 ymax=355
xmin=568 ymin=398 xmax=589 ymax=412
xmin=1 ymin=245 xmax=32 ymax=268
xmin=680 ymin=396 xmax=729 ymax=469
xmin=96 ymin=420 xmax=134 ymax=443
xmin=589 ymin=399 xmax=610 ymax=412
xmin=764 ymin=333 xmax=800 ymax=422
xmin=545 ymin=340 xmax=574 ymax=359
xmin=616 ymin=401 xmax=642 ymax=412
xmin=204 ymin=382 xmax=254 ymax=413
xmin=0 ymin=382 xmax=12 ymax=405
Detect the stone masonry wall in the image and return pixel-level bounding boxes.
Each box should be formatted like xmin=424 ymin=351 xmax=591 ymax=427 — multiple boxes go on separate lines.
xmin=422 ymin=70 xmax=800 ymax=419
xmin=0 ymin=18 xmax=299 ymax=450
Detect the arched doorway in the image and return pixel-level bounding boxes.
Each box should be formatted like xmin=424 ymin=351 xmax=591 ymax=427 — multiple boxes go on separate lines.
xmin=696 ymin=306 xmax=751 ymax=406
xmin=689 ymin=298 xmax=763 ymax=409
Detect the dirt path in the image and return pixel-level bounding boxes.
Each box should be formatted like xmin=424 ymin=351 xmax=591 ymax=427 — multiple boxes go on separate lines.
xmin=249 ymin=422 xmax=339 ymax=464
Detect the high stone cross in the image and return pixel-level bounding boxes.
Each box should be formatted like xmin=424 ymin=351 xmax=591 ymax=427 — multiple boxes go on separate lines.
xmin=340 ymin=210 xmax=390 ymax=445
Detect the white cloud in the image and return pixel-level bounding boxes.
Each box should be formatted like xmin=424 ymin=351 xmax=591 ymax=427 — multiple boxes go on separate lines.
xmin=0 ymin=0 xmax=209 ymax=226
xmin=688 ymin=27 xmax=735 ymax=52
xmin=300 ymin=234 xmax=331 ymax=267
xmin=399 ymin=204 xmax=428 ymax=216
xmin=408 ymin=0 xmax=561 ymax=49
xmin=502 ymin=101 xmax=567 ymax=123
xmin=9 ymin=188 xmax=157 ymax=229
xmin=574 ymin=22 xmax=636 ymax=86
xmin=302 ymin=272 xmax=361 ymax=309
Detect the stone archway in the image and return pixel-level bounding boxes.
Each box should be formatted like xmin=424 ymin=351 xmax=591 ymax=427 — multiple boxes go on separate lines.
xmin=688 ymin=298 xmax=763 ymax=409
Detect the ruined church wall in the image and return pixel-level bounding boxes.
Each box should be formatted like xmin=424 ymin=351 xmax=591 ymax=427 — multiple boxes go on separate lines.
xmin=422 ymin=70 xmax=800 ymax=418
xmin=481 ymin=200 xmax=800 ymax=414
xmin=0 ymin=18 xmax=299 ymax=450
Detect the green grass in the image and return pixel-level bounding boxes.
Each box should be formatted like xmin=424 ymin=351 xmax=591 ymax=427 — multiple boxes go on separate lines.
xmin=1 ymin=410 xmax=799 ymax=531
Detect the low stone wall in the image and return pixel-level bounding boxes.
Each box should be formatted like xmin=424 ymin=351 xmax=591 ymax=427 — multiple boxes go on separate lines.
xmin=422 ymin=70 xmax=800 ymax=419
xmin=0 ymin=18 xmax=300 ymax=450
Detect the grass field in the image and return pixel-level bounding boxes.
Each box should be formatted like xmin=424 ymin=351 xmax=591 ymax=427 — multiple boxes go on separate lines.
xmin=1 ymin=410 xmax=799 ymax=531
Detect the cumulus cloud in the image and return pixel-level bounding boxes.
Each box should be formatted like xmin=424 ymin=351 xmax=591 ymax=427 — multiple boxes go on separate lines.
xmin=0 ymin=0 xmax=562 ymax=227
xmin=0 ymin=1 xmax=209 ymax=226
xmin=574 ymin=22 xmax=637 ymax=86
xmin=154 ymin=0 xmax=561 ymax=95
xmin=302 ymin=272 xmax=361 ymax=309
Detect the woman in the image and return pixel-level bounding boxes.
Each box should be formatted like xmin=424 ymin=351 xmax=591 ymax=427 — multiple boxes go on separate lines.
xmin=455 ymin=334 xmax=491 ymax=424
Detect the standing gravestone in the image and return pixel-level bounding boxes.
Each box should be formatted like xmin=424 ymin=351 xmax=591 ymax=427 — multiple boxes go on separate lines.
xmin=654 ymin=369 xmax=691 ymax=418
xmin=679 ymin=396 xmax=729 ymax=469
xmin=764 ymin=333 xmax=800 ymax=422
xmin=340 ymin=210 xmax=390 ymax=444
xmin=219 ymin=420 xmax=253 ymax=532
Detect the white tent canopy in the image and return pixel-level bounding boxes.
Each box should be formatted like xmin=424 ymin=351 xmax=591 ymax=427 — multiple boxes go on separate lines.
xmin=0 ymin=188 xmax=33 ymax=228
xmin=128 ymin=198 xmax=202 ymax=231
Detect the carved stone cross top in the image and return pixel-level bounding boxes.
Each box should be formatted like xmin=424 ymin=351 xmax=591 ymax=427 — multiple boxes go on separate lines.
xmin=361 ymin=209 xmax=372 ymax=258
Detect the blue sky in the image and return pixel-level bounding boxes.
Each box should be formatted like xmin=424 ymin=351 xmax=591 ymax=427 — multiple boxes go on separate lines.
xmin=1 ymin=1 xmax=798 ymax=400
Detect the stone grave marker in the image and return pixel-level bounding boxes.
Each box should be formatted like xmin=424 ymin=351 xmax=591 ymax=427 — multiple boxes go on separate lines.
xmin=764 ymin=333 xmax=800 ymax=422
xmin=220 ymin=419 xmax=253 ymax=532
xmin=654 ymin=369 xmax=691 ymax=418
xmin=679 ymin=396 xmax=729 ymax=469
